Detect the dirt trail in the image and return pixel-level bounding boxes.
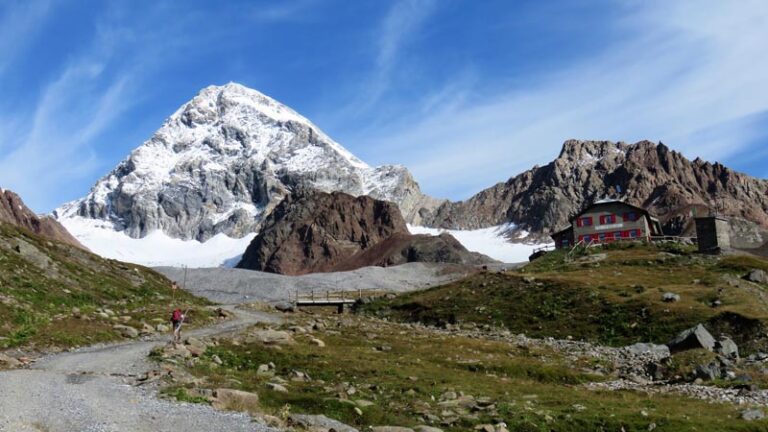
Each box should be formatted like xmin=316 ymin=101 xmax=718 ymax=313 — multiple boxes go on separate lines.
xmin=0 ymin=307 xmax=281 ymax=432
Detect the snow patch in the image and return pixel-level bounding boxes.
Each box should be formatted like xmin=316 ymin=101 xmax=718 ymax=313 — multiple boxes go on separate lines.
xmin=407 ymin=224 xmax=550 ymax=263
xmin=61 ymin=216 xmax=255 ymax=268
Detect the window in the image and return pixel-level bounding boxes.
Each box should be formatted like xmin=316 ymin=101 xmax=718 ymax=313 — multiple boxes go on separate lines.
xmin=580 ymin=216 xmax=593 ymax=226
xmin=561 ymin=239 xmax=570 ymax=247
xmin=623 ymin=212 xmax=638 ymax=222
xmin=614 ymin=231 xmax=622 ymax=239
xmin=629 ymin=229 xmax=642 ymax=238
xmin=599 ymin=233 xmax=607 ymax=241
xmin=600 ymin=214 xmax=617 ymax=224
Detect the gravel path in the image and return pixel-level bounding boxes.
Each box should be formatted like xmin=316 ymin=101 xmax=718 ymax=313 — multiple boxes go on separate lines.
xmin=0 ymin=307 xmax=281 ymax=432
xmin=155 ymin=262 xmax=483 ymax=304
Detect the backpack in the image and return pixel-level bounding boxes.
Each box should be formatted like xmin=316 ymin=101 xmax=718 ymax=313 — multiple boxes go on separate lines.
xmin=171 ymin=310 xmax=182 ymax=322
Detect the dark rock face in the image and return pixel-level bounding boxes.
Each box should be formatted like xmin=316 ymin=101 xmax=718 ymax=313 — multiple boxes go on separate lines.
xmin=424 ymin=140 xmax=768 ymax=245
xmin=0 ymin=189 xmax=83 ymax=248
xmin=332 ymin=232 xmax=494 ymax=272
xmin=236 ymin=190 xmax=494 ymax=275
xmin=237 ymin=190 xmax=409 ymax=275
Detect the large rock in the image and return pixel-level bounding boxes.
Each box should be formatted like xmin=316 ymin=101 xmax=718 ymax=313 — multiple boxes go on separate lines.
xmin=333 ymin=232 xmax=494 ymax=271
xmin=421 ymin=140 xmax=768 ymax=243
xmin=247 ymin=329 xmax=294 ymax=345
xmin=0 ymin=189 xmax=82 ymax=248
xmin=745 ymin=269 xmax=768 ymax=284
xmin=371 ymin=427 xmax=415 ymax=432
xmin=237 ymin=190 xmax=408 ymax=275
xmin=742 ymin=409 xmax=765 ymax=421
xmin=113 ymin=324 xmax=139 ymax=338
xmin=237 ymin=190 xmax=494 ymax=275
xmin=715 ymin=337 xmax=739 ymax=359
xmin=0 ymin=353 xmax=21 ymax=369
xmin=667 ymin=324 xmax=716 ymax=353
xmin=56 ymin=83 xmax=441 ymax=242
xmin=622 ymin=343 xmax=670 ymax=358
xmin=212 ymin=388 xmax=260 ymax=414
xmin=288 ymin=414 xmax=359 ymax=432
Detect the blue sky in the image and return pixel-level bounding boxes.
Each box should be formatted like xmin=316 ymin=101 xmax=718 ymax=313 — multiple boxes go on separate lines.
xmin=1 ymin=0 xmax=767 ymax=212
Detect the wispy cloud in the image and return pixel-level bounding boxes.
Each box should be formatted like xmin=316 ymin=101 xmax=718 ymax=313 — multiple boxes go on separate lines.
xmin=0 ymin=58 xmax=134 ymax=211
xmin=0 ymin=2 xmax=200 ymax=211
xmin=0 ymin=0 xmax=50 ymax=75
xmin=353 ymin=0 xmax=768 ymax=199
xmin=351 ymin=0 xmax=438 ymax=112
xmin=250 ymin=0 xmax=318 ymax=22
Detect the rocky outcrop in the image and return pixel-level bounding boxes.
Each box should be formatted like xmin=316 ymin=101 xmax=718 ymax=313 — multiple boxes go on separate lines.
xmin=237 ymin=190 xmax=408 ymax=275
xmin=424 ymin=140 xmax=768 ymax=244
xmin=332 ymin=232 xmax=494 ymax=272
xmin=56 ymin=83 xmax=441 ymax=241
xmin=236 ymin=190 xmax=493 ymax=275
xmin=0 ymin=188 xmax=82 ymax=248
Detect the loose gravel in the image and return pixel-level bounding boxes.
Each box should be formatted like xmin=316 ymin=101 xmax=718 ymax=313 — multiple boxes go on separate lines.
xmin=0 ymin=307 xmax=280 ymax=432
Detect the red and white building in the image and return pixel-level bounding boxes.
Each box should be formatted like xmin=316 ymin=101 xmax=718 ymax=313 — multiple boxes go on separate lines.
xmin=551 ymin=200 xmax=663 ymax=249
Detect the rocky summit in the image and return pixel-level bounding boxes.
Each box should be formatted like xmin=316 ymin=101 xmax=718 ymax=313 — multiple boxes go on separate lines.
xmin=56 ymin=83 xmax=441 ymax=241
xmin=236 ymin=190 xmax=493 ymax=275
xmin=425 ymin=140 xmax=768 ymax=246
xmin=0 ymin=188 xmax=82 ymax=248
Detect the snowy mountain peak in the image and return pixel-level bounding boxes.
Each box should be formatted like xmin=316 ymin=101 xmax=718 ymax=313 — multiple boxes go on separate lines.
xmin=57 ymin=82 xmax=441 ymax=242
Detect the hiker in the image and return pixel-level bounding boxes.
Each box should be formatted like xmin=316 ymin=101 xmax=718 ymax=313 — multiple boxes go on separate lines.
xmin=171 ymin=308 xmax=184 ymax=343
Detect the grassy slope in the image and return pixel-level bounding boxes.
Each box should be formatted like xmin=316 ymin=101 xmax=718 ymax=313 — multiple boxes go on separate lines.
xmin=168 ymin=316 xmax=759 ymax=432
xmin=0 ymin=223 xmax=210 ymax=351
xmin=362 ymin=243 xmax=768 ymax=351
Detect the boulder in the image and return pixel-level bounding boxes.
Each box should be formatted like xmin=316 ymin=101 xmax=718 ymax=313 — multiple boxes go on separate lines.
xmin=288 ymin=414 xmax=359 ymax=432
xmin=248 ymin=329 xmax=294 ymax=345
xmin=694 ymin=362 xmax=721 ymax=381
xmin=414 ymin=427 xmax=445 ymax=432
xmin=372 ymin=428 xmax=415 ymax=432
xmin=745 ymin=269 xmax=768 ymax=284
xmin=715 ymin=337 xmax=739 ymax=359
xmin=266 ymin=382 xmax=288 ymax=393
xmin=742 ymin=409 xmax=765 ymax=421
xmin=623 ymin=343 xmax=671 ymax=358
xmin=662 ymin=292 xmax=681 ymax=303
xmin=666 ymin=324 xmax=715 ymax=353
xmin=274 ymin=301 xmax=296 ymax=313
xmin=113 ymin=324 xmax=139 ymax=338
xmin=309 ymin=338 xmax=326 ymax=347
xmin=212 ymin=388 xmax=260 ymax=414
xmin=0 ymin=353 xmax=21 ymax=369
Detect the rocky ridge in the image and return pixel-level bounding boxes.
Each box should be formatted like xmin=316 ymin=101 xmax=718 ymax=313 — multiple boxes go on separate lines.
xmin=236 ymin=190 xmax=492 ymax=275
xmin=0 ymin=188 xmax=82 ymax=248
xmin=425 ymin=140 xmax=768 ymax=246
xmin=56 ymin=83 xmax=441 ymax=241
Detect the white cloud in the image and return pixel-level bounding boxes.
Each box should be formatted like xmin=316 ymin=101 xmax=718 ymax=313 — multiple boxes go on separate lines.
xmin=352 ymin=0 xmax=768 ymax=199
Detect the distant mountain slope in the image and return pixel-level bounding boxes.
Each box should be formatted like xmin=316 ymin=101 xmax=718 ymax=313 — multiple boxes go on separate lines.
xmin=56 ymin=83 xmax=441 ymax=242
xmin=236 ymin=190 xmax=494 ymax=275
xmin=0 ymin=188 xmax=82 ymax=248
xmin=425 ymin=140 xmax=768 ymax=246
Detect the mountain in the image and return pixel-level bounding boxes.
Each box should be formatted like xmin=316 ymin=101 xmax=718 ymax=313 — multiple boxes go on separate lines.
xmin=425 ymin=140 xmax=768 ymax=247
xmin=0 ymin=188 xmax=82 ymax=248
xmin=236 ymin=190 xmax=493 ymax=275
xmin=56 ymin=83 xmax=441 ymax=242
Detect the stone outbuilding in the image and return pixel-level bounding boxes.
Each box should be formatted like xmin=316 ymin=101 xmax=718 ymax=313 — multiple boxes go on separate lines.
xmin=695 ymin=216 xmax=731 ymax=254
